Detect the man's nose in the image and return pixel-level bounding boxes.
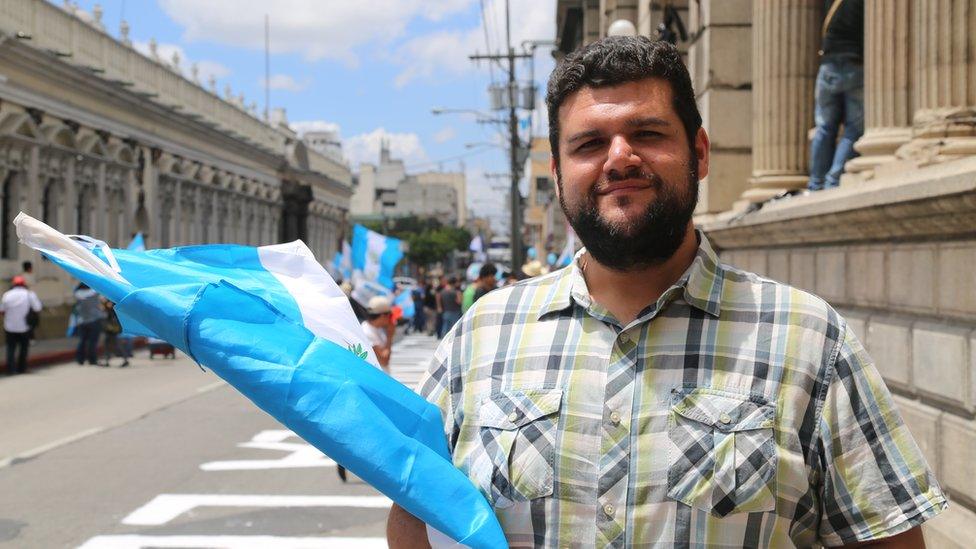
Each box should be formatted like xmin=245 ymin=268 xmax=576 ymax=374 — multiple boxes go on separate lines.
xmin=604 ymin=135 xmax=640 ymax=175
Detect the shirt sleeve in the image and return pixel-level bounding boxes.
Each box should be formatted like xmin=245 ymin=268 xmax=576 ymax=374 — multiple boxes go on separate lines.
xmin=816 ymin=323 xmax=947 ymax=546
xmin=417 ymin=328 xmax=461 ymax=453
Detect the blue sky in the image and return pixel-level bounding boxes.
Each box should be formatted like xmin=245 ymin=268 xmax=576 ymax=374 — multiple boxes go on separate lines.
xmin=66 ymin=0 xmax=557 ymax=233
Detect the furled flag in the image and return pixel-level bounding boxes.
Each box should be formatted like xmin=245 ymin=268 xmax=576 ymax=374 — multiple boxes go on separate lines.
xmin=13 ymin=213 xmax=505 ymax=549
xmin=340 ymin=240 xmax=352 ymax=280
xmin=556 ymin=224 xmax=578 ymax=267
xmin=351 ymin=224 xmax=402 ymax=290
xmin=126 ymin=232 xmax=145 ymax=251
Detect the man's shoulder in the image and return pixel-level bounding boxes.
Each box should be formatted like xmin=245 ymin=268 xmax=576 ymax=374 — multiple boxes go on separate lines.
xmin=718 ymin=261 xmax=845 ymax=333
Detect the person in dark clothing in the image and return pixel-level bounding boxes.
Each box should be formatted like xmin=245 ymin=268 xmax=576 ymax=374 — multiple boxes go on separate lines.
xmin=436 ymin=277 xmax=461 ymax=339
xmin=422 ymin=282 xmax=437 ymax=335
xmin=74 ymin=283 xmax=106 ymax=365
xmin=809 ymin=0 xmax=864 ymax=191
xmin=409 ymin=287 xmax=426 ymax=335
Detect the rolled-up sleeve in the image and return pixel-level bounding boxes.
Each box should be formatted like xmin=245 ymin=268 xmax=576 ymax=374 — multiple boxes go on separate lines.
xmin=816 ymin=324 xmax=947 ymax=546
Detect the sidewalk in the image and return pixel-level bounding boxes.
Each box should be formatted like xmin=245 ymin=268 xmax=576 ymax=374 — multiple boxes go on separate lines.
xmin=1 ymin=337 xmax=147 ymax=374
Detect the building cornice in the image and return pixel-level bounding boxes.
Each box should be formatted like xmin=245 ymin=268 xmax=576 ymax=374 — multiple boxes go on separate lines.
xmin=701 ymin=157 xmax=976 ymax=249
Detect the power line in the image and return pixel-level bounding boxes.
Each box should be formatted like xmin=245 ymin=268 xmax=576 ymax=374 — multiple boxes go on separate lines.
xmin=403 ymin=146 xmax=493 ymax=171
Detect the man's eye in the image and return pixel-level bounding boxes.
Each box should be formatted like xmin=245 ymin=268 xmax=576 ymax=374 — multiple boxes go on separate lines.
xmin=636 ymin=130 xmax=661 ymax=138
xmin=577 ymin=139 xmax=601 ymax=151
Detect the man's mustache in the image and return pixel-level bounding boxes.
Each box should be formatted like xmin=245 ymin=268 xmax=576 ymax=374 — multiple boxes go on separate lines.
xmin=593 ymin=167 xmax=663 ymax=194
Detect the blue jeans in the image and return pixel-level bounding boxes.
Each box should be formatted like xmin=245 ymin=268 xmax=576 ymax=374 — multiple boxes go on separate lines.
xmin=809 ymin=58 xmax=864 ymax=190
xmin=438 ymin=311 xmax=461 ymax=339
xmin=76 ymin=320 xmax=103 ymax=365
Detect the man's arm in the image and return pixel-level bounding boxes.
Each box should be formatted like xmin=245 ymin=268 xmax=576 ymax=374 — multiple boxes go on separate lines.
xmin=842 ymin=525 xmax=925 ymax=548
xmin=373 ymin=344 xmax=391 ymax=370
xmin=387 ymin=503 xmax=430 ymax=549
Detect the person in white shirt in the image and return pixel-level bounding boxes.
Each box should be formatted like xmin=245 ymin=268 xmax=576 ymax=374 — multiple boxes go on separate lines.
xmin=1 ymin=276 xmax=42 ymax=375
xmin=360 ymin=295 xmax=394 ymax=373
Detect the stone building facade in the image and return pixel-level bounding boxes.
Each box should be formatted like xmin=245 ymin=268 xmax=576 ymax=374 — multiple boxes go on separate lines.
xmin=555 ymin=0 xmax=976 ymax=543
xmin=0 ymin=0 xmax=352 ymax=337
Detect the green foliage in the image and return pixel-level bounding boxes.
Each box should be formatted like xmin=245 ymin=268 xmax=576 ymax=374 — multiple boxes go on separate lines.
xmin=363 ymin=216 xmax=471 ymax=268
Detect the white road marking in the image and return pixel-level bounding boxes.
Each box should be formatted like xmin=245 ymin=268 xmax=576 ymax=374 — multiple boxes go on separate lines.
xmin=122 ymin=494 xmax=392 ymax=526
xmin=200 ymin=430 xmax=335 ymax=471
xmin=0 ymin=426 xmax=103 ymax=469
xmin=77 ymin=535 xmax=387 ymax=548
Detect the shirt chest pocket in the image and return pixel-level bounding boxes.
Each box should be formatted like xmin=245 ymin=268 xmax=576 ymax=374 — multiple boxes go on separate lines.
xmin=468 ymin=388 xmax=562 ymax=507
xmin=667 ymin=387 xmax=778 ymax=517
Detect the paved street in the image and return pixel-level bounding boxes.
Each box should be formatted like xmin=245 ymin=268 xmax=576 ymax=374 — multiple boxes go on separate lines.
xmin=0 ymin=332 xmax=440 ymax=548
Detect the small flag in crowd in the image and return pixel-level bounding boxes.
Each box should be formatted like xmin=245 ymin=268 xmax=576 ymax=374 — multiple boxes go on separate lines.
xmin=350 ymin=224 xmax=402 ymax=290
xmin=13 ymin=212 xmax=505 ymax=549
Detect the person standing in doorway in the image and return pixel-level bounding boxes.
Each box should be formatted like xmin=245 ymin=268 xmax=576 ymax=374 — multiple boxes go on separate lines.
xmin=1 ymin=276 xmax=41 ymax=375
xmin=74 ymin=283 xmax=106 ymax=366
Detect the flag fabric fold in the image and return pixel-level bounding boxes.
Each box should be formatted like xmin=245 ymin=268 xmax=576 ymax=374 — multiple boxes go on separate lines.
xmin=13 ymin=213 xmax=505 ymax=549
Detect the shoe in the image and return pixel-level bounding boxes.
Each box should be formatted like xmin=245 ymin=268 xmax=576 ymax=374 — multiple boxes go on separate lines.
xmin=100 ymin=362 xmax=110 ymax=367
xmin=337 ymin=465 xmax=347 ymax=483
xmin=120 ymin=361 xmax=129 ymax=368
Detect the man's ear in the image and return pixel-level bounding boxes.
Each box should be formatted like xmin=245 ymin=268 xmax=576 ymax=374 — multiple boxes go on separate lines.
xmin=694 ymin=127 xmax=710 ymax=180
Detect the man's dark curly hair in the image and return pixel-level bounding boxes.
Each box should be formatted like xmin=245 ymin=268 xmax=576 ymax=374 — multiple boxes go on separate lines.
xmin=546 ymin=36 xmax=701 ymax=164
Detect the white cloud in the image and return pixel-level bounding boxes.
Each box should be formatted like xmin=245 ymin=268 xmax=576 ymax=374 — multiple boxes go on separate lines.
xmin=195 ymin=60 xmax=232 ymax=81
xmin=263 ymin=74 xmax=309 ymax=92
xmin=391 ymin=0 xmax=556 ymax=88
xmin=433 ymin=126 xmax=457 ymax=144
xmin=343 ymin=127 xmax=429 ymax=169
xmin=158 ymin=0 xmax=473 ymax=65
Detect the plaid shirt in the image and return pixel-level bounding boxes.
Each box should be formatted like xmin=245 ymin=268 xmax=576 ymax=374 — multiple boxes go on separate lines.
xmin=418 ymin=232 xmax=946 ymax=548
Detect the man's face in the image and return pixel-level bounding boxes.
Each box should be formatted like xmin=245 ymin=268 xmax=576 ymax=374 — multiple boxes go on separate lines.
xmin=552 ymin=78 xmax=709 ymax=270
xmin=484 ymin=275 xmax=497 ymax=289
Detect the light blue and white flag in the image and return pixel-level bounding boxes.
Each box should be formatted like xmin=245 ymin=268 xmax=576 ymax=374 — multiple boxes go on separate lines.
xmin=13 ymin=213 xmax=505 ymax=549
xmin=393 ymin=289 xmax=415 ymax=320
xmin=350 ymin=224 xmax=402 ymax=290
xmin=126 ymin=232 xmax=145 ymax=251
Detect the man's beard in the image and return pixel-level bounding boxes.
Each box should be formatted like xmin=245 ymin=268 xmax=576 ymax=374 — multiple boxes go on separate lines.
xmin=558 ymin=157 xmax=699 ymax=271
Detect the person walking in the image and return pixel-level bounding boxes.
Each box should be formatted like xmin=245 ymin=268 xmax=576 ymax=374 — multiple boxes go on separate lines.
xmin=101 ymin=299 xmax=129 ymax=367
xmin=808 ymin=0 xmax=864 ymax=191
xmin=422 ymin=282 xmax=437 ymax=335
xmin=1 ymin=276 xmax=41 ymax=375
xmin=435 ymin=277 xmax=461 ymax=339
xmin=389 ymin=36 xmax=943 ymax=548
xmin=74 ymin=282 xmax=106 ymax=366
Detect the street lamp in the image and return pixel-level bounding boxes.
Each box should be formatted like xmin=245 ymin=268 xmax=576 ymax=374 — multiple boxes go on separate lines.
xmin=607 ymin=19 xmax=638 ymax=37
xmin=431 ymin=107 xmax=505 ymax=125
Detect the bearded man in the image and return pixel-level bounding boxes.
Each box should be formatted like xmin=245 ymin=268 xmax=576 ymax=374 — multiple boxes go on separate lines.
xmin=389 ymin=36 xmax=944 ymax=548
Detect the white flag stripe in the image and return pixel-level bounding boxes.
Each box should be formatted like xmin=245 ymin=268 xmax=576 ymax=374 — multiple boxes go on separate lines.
xmin=257 ymin=242 xmax=379 ymax=367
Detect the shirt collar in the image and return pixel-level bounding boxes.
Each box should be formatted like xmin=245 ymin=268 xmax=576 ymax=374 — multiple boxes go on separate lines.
xmin=537 ymin=230 xmax=724 ymax=320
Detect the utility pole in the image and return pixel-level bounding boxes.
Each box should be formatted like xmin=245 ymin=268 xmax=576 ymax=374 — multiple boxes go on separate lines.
xmin=264 ymin=14 xmax=270 ymax=122
xmin=469 ymin=0 xmax=531 ymax=271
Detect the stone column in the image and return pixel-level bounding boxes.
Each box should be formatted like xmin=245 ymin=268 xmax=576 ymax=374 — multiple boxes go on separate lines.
xmin=844 ymin=0 xmax=912 ymax=180
xmin=739 ymin=0 xmax=820 ymax=205
xmin=897 ymin=0 xmax=976 ymax=164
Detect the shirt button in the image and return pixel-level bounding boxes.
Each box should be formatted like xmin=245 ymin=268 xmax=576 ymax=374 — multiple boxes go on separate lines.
xmin=609 ymin=411 xmax=621 ymax=425
xmin=508 ymin=411 xmax=519 ymax=422
xmin=603 ymin=503 xmax=615 ymax=517
xmin=719 ymin=413 xmax=732 ymax=425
